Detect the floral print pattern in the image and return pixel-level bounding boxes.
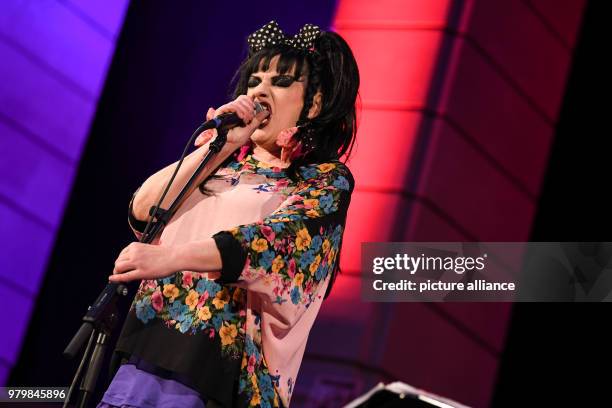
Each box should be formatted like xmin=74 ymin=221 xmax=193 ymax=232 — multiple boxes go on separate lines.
xmin=129 ymin=153 xmax=353 ymax=407
xmin=134 ymin=272 xmax=246 ymax=360
xmin=238 ymin=334 xmax=281 ymax=408
xmin=227 ymin=161 xmax=351 ymax=308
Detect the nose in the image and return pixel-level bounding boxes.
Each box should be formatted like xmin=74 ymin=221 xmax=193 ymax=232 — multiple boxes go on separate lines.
xmin=249 ymin=79 xmax=269 ymax=99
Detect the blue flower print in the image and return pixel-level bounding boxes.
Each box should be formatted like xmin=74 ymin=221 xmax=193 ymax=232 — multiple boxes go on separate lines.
xmin=319 ymin=194 xmax=334 ymax=214
xmin=290 ymin=286 xmax=301 ymax=305
xmin=333 ymin=175 xmax=350 ymax=190
xmin=135 ymin=299 xmax=155 ymax=324
xmin=212 ymin=315 xmax=223 ymax=331
xmin=271 ymin=222 xmax=285 ymax=232
xmin=300 ymin=167 xmax=317 ymax=179
xmin=169 ymin=301 xmax=188 ymax=321
xmin=240 ymin=225 xmax=256 ymax=242
xmin=196 ymin=279 xmax=221 ymax=296
xmin=179 ymin=317 xmax=193 ymax=333
xmin=300 ymin=250 xmax=315 ymax=270
xmin=311 ymin=235 xmax=322 ymax=252
xmin=315 ymin=263 xmax=328 ymax=281
xmin=259 ymin=250 xmax=275 ymax=269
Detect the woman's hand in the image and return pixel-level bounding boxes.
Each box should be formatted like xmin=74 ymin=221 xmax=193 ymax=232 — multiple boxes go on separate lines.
xmin=109 ymin=242 xmax=180 ymax=283
xmin=194 ymin=95 xmax=269 ymax=148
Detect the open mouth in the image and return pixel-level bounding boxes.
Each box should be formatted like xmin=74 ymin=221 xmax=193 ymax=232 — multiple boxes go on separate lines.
xmin=257 ymin=101 xmax=271 ymax=129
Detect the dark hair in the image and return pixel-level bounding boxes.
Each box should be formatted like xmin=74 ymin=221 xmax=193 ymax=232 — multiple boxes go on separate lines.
xmin=230 ymin=30 xmax=360 ymax=177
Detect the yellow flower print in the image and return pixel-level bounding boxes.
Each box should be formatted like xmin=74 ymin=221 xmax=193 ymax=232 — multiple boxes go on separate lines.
xmin=197 ymin=306 xmax=211 ymax=321
xmin=219 ymin=323 xmax=238 ymax=346
xmin=241 ymin=354 xmax=247 ymax=369
xmin=163 ymin=284 xmax=179 ymax=301
xmin=185 ymin=289 xmax=199 ymax=311
xmin=271 ymin=255 xmax=285 ymax=274
xmin=309 ymin=254 xmax=322 ymax=274
xmin=251 ymin=238 xmax=268 ymax=252
xmin=213 ymin=288 xmax=230 ymax=309
xmin=293 ymin=272 xmax=304 ymax=287
xmin=250 ymin=391 xmax=261 ymax=406
xmin=306 ymin=209 xmax=319 ymax=218
xmin=303 ymin=198 xmax=318 ymax=208
xmin=232 ymin=287 xmax=244 ymax=303
xmin=295 ymin=228 xmax=311 ymax=251
xmin=318 ymin=163 xmax=336 ymax=173
xmin=310 ymin=189 xmax=322 ymax=197
xmin=256 ymin=160 xmax=272 ymax=169
xmin=328 ymin=248 xmax=336 ymax=262
xmin=322 ymin=239 xmax=331 ymax=253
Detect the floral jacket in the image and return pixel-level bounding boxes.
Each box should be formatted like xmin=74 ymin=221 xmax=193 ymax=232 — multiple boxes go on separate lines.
xmin=114 ymin=153 xmax=354 ymax=407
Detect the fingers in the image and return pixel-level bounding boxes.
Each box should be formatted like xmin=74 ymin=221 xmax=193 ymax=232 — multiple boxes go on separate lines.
xmin=236 ymin=97 xmax=255 ymax=123
xmin=113 ymin=258 xmax=133 ymax=274
xmin=214 ymin=96 xmax=256 ymax=124
xmin=194 ymin=108 xmax=218 ymax=147
xmin=247 ymin=108 xmax=270 ymax=130
xmin=109 ymin=269 xmax=139 ymax=283
xmin=114 ymin=242 xmax=140 ymax=274
xmin=194 ymin=129 xmax=214 ymax=147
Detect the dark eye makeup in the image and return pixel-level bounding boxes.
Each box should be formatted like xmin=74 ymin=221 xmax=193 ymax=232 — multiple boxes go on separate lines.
xmin=247 ymin=75 xmax=302 ymax=88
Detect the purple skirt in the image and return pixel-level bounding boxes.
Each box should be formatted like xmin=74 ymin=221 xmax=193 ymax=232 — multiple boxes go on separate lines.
xmin=97 ymin=359 xmax=206 ymax=408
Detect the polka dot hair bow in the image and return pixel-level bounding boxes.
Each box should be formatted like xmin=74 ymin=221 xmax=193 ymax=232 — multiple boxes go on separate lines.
xmin=247 ymin=21 xmax=321 ymax=54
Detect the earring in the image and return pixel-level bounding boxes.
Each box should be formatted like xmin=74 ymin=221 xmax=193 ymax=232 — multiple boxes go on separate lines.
xmin=296 ymin=122 xmax=317 ymax=155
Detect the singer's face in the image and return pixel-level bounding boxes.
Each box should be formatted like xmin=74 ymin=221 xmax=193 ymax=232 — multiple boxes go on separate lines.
xmin=246 ymin=55 xmax=306 ymax=154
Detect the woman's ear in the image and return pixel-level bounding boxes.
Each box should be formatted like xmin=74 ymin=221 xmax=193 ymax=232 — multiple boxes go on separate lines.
xmin=307 ymin=91 xmax=323 ymax=119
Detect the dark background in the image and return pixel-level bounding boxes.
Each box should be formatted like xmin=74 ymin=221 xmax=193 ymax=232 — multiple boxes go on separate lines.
xmin=493 ymin=1 xmax=611 ymax=406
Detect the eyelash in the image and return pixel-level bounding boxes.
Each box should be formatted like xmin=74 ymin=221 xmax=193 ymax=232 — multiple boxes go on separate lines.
xmin=247 ymin=76 xmax=296 ymax=88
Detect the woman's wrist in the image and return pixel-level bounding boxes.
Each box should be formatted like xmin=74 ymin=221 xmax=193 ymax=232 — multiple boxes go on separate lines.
xmin=174 ymin=239 xmax=223 ymax=272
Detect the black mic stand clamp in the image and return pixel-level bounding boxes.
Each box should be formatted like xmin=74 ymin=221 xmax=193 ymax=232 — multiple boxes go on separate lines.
xmin=62 ymin=128 xmax=229 ymax=407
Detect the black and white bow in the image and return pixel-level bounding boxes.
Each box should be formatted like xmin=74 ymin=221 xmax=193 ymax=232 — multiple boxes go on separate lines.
xmin=247 ymin=21 xmax=321 ymax=53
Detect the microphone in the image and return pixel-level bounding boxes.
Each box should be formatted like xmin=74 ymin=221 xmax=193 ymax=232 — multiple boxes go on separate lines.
xmin=198 ymin=101 xmax=266 ymax=132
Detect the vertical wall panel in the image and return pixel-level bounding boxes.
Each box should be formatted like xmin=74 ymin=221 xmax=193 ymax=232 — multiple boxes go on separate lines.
xmin=0 ymin=121 xmax=74 ymax=229
xmin=0 ymin=0 xmax=129 ymax=384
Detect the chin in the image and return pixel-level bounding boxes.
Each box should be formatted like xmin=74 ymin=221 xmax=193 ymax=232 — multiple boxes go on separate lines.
xmin=251 ymin=127 xmax=275 ymax=144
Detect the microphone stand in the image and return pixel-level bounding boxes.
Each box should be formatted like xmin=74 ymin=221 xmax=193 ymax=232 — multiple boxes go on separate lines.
xmin=62 ymin=128 xmax=229 ymax=408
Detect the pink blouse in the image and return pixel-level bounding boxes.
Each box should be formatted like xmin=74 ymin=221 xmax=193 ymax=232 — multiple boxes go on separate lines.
xmin=115 ymin=152 xmax=354 ymax=407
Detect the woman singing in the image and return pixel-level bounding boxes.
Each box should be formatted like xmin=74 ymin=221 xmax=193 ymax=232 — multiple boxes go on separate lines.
xmin=98 ymin=21 xmax=359 ymax=408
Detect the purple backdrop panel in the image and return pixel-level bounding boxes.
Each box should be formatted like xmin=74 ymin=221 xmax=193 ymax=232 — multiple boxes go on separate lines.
xmin=0 ymin=121 xmax=73 ymax=228
xmin=0 ymin=0 xmax=129 ymax=387
xmin=0 ymin=281 xmax=35 ymax=365
xmin=0 ymin=203 xmax=55 ymax=294
xmin=0 ymin=39 xmax=96 ymax=161
xmin=0 ymin=0 xmax=114 ymax=96
xmin=0 ymin=361 xmax=9 ymax=387
xmin=59 ymin=0 xmax=129 ymax=38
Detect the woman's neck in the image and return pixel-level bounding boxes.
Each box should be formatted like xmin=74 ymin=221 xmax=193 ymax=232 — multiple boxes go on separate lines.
xmin=252 ymin=144 xmax=290 ymax=168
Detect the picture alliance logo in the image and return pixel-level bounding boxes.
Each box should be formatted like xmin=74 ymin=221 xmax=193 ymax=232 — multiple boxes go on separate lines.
xmin=371 ymin=253 xmax=488 ymax=275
